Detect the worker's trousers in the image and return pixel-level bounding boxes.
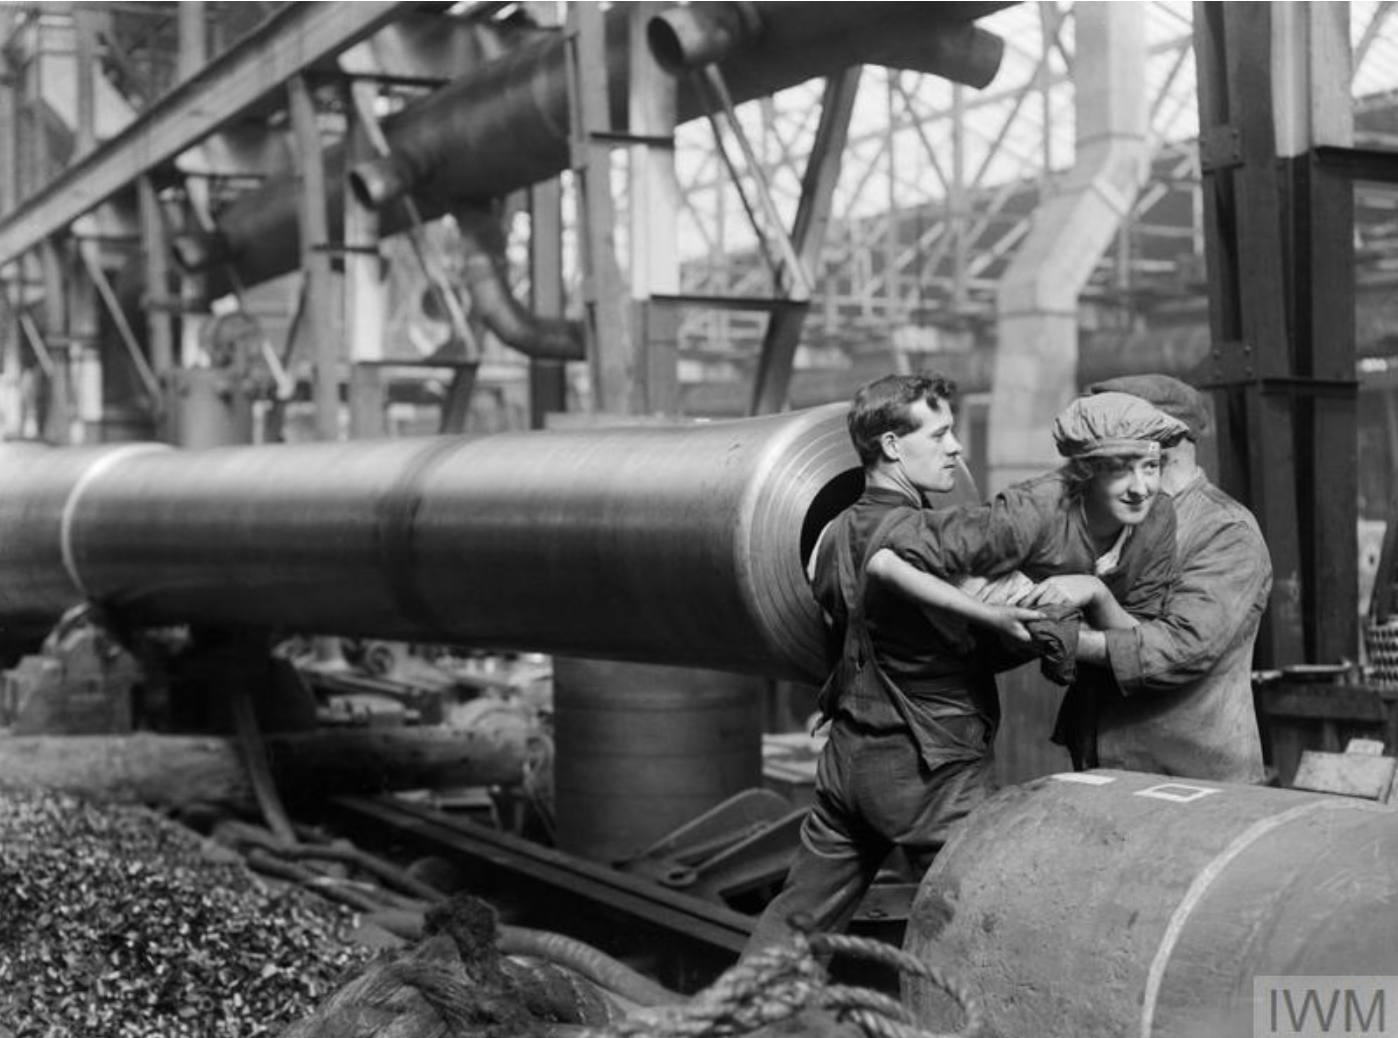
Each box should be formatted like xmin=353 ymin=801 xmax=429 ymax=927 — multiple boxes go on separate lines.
xmin=743 ymin=718 xmax=995 ymax=958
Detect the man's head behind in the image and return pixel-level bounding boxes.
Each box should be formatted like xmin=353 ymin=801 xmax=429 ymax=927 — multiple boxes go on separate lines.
xmin=1087 ymin=374 xmax=1210 ymax=441
xmin=848 ymin=372 xmax=961 ymax=495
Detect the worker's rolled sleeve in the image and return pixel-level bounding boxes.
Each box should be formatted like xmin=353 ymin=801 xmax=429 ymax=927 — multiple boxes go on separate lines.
xmin=905 ymin=479 xmax=1062 ymax=580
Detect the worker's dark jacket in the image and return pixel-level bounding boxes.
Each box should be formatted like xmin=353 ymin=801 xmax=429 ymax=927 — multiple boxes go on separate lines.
xmin=812 ymin=486 xmax=999 ymax=771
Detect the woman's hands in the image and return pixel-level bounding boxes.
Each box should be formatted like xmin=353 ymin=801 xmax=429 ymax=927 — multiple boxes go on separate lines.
xmin=1023 ymin=574 xmax=1138 ymax=630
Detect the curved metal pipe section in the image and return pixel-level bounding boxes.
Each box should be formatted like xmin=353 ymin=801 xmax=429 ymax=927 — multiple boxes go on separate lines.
xmin=0 ymin=406 xmax=869 ymax=683
xmin=180 ymin=3 xmax=1005 ymax=290
xmin=905 ymin=771 xmax=1398 ymax=1038
xmin=453 ymin=203 xmax=585 ymax=361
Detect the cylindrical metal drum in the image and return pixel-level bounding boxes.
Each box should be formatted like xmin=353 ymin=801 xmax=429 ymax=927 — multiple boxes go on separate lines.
xmin=0 ymin=404 xmax=870 ymax=683
xmin=552 ymin=658 xmax=764 ymax=862
xmin=903 ymin=770 xmax=1398 ymax=1038
xmin=162 ymin=368 xmax=255 ymax=449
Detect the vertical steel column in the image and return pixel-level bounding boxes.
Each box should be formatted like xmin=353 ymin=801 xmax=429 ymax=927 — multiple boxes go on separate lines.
xmin=523 ymin=0 xmax=567 ymax=428
xmin=0 ymin=26 xmax=13 ymax=216
xmin=72 ymin=3 xmax=97 ymax=158
xmin=287 ymin=75 xmax=343 ymax=441
xmin=343 ymin=81 xmax=387 ymax=441
xmin=951 ymin=81 xmax=969 ymax=312
xmin=528 ymin=179 xmax=568 ymax=428
xmin=138 ymin=177 xmax=176 ymax=377
xmin=628 ymin=2 xmax=680 ymax=416
xmin=1275 ymin=3 xmax=1358 ymax=664
xmin=67 ymin=238 xmax=101 ymax=442
xmin=884 ymin=73 xmax=899 ymax=327
xmin=39 ymin=240 xmax=70 ymax=444
xmin=177 ymin=1 xmax=206 ymax=80
xmin=1193 ymin=2 xmax=1307 ymax=666
xmin=565 ymin=1 xmax=635 ymax=415
xmin=177 ymin=1 xmax=209 ymax=368
xmin=0 ymin=37 xmax=17 ymax=438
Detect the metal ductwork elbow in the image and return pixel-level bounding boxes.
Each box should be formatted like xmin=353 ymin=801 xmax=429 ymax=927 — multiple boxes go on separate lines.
xmin=453 ymin=203 xmax=585 ymax=362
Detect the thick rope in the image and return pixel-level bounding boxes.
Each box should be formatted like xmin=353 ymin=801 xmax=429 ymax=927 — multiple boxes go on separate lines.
xmin=583 ymin=927 xmax=982 ymax=1038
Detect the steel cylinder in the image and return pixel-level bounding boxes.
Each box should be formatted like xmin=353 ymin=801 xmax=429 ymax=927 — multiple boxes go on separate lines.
xmin=552 ymin=658 xmax=764 ymax=863
xmin=903 ymin=770 xmax=1398 ymax=1038
xmin=0 ymin=405 xmax=865 ymax=683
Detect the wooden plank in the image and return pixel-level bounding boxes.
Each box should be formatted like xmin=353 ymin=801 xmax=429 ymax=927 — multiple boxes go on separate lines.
xmin=1256 ymin=683 xmax=1392 ymax=722
xmin=1291 ymin=750 xmax=1396 ymax=801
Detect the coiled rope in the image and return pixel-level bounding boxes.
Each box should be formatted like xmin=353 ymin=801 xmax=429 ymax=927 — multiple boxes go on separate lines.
xmin=583 ymin=927 xmax=983 ymax=1038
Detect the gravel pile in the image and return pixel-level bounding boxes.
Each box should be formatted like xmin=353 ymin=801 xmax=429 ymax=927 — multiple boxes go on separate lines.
xmin=0 ymin=790 xmax=372 ymax=1038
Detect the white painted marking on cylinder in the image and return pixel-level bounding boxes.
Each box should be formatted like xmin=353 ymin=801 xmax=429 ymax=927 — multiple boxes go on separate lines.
xmin=59 ymin=444 xmax=170 ymax=597
xmin=1139 ymin=798 xmax=1377 ymax=1038
xmin=1050 ymin=772 xmax=1116 ymax=785
xmin=1135 ymin=783 xmax=1220 ymax=804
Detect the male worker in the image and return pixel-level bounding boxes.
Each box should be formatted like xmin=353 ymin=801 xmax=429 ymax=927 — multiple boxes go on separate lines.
xmin=1076 ymin=373 xmax=1271 ymax=783
xmin=744 ymin=375 xmax=1185 ymax=955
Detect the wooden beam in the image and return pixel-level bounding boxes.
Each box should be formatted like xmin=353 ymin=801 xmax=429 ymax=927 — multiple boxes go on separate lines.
xmin=0 ymin=727 xmax=529 ymax=810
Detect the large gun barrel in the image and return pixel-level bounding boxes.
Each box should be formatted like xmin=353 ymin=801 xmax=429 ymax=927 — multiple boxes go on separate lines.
xmin=0 ymin=406 xmax=884 ymax=683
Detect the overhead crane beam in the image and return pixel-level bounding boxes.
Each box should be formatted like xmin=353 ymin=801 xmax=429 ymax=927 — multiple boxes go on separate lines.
xmin=0 ymin=1 xmax=417 ymax=268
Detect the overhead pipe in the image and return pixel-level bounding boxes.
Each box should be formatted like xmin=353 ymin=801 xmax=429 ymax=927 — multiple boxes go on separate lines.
xmin=0 ymin=405 xmax=979 ymax=684
xmin=347 ymin=2 xmax=1007 ymax=213
xmin=181 ymin=3 xmax=1007 ymax=291
xmin=644 ymin=2 xmax=765 ymax=73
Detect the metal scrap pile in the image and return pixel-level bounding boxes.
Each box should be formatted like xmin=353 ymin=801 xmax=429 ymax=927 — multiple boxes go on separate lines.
xmin=0 ymin=790 xmax=372 ymax=1037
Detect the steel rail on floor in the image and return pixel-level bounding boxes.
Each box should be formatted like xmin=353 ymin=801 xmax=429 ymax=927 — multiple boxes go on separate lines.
xmin=329 ymin=794 xmax=756 ymax=956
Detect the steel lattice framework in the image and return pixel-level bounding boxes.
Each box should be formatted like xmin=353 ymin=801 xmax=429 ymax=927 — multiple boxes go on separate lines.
xmin=667 ymin=1 xmax=1398 ymax=373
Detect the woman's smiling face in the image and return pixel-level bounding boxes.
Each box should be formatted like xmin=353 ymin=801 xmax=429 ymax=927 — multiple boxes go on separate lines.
xmin=1085 ymin=454 xmax=1161 ymax=531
